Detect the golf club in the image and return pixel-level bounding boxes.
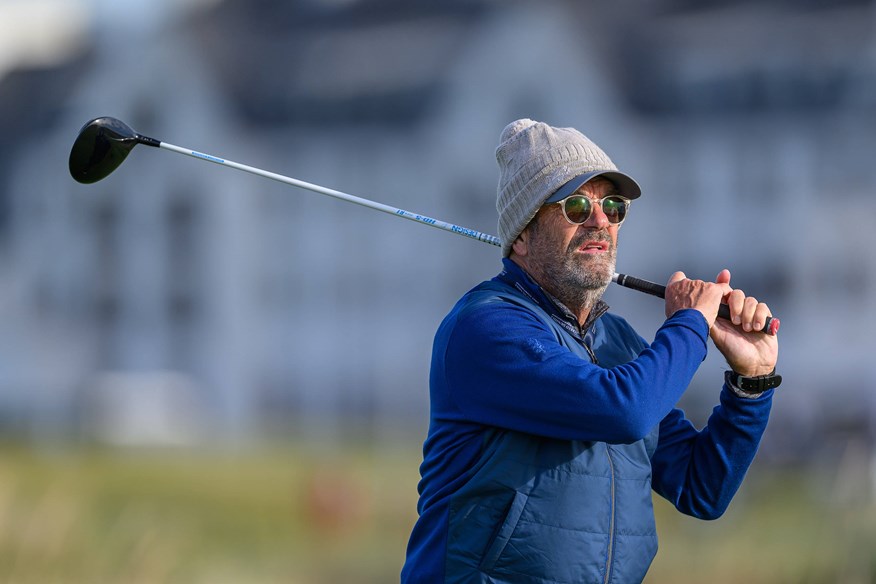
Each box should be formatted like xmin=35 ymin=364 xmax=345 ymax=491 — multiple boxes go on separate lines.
xmin=68 ymin=116 xmax=779 ymax=335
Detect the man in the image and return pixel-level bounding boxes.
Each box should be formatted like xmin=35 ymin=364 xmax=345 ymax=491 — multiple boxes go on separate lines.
xmin=401 ymin=119 xmax=780 ymax=583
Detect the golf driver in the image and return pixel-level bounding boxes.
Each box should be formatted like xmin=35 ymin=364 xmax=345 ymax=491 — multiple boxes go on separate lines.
xmin=68 ymin=116 xmax=779 ymax=335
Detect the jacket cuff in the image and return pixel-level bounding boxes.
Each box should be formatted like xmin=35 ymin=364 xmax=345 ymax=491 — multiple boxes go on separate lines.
xmin=723 ymin=382 xmax=775 ymax=402
xmin=664 ymin=308 xmax=710 ymax=350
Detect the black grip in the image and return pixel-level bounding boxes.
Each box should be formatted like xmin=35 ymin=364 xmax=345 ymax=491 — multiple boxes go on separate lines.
xmin=614 ymin=273 xmax=666 ymax=299
xmin=613 ymin=273 xmax=779 ymax=335
xmin=717 ymin=305 xmax=780 ymax=335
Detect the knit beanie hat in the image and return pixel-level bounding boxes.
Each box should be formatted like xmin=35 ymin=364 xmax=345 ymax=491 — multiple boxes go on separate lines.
xmin=495 ymin=119 xmax=641 ymax=257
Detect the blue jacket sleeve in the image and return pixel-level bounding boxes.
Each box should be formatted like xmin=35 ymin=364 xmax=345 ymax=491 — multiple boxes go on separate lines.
xmin=650 ymin=386 xmax=774 ymax=519
xmin=441 ymin=298 xmax=710 ymax=443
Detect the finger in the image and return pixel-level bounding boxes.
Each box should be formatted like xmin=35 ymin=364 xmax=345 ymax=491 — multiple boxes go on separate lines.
xmin=715 ymin=268 xmax=731 ymax=285
xmin=726 ymin=289 xmax=745 ymax=325
xmin=741 ymin=296 xmax=759 ymax=332
xmin=752 ymin=302 xmax=772 ymax=333
xmin=716 ymin=281 xmax=733 ymax=298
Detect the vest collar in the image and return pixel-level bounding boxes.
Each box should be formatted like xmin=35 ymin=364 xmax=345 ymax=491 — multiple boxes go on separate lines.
xmin=495 ymin=258 xmax=609 ymax=339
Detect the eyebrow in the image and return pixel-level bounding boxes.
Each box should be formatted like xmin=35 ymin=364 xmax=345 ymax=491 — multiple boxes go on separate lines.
xmin=574 ymin=182 xmax=619 ymax=197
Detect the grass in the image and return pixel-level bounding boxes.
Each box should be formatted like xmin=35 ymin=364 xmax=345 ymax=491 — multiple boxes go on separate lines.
xmin=648 ymin=468 xmax=876 ymax=583
xmin=0 ymin=445 xmax=418 ymax=583
xmin=0 ymin=444 xmax=872 ymax=583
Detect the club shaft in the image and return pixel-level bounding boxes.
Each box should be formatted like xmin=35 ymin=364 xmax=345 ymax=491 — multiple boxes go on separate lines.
xmin=153 ymin=138 xmax=779 ymax=336
xmin=158 ymin=141 xmax=502 ymax=247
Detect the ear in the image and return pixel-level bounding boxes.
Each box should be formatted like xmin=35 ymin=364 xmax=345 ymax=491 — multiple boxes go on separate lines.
xmin=511 ymin=228 xmax=529 ymax=257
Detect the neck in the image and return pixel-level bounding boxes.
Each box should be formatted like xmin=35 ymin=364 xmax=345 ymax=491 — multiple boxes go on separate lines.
xmin=545 ymin=283 xmax=605 ymax=327
xmin=511 ymin=256 xmax=607 ymax=327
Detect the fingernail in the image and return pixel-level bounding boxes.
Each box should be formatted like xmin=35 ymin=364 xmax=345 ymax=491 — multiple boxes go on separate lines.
xmin=733 ymin=317 xmax=741 ymax=325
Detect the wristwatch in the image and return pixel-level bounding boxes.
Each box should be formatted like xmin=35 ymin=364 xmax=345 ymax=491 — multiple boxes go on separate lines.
xmin=724 ymin=369 xmax=782 ymax=395
xmin=725 ymin=368 xmax=782 ymax=395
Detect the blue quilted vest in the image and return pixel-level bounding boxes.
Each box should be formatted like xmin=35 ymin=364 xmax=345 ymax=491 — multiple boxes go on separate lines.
xmin=444 ymin=284 xmax=659 ymax=583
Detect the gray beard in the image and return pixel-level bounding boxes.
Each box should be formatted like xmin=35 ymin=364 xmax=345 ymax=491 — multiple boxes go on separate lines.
xmin=534 ymin=230 xmax=616 ymax=316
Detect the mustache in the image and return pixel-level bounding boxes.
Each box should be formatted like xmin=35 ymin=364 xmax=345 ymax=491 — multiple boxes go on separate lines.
xmin=567 ymin=230 xmax=614 ymax=253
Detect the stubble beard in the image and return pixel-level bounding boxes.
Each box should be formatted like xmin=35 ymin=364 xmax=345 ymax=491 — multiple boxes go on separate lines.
xmin=532 ymin=228 xmax=616 ymax=316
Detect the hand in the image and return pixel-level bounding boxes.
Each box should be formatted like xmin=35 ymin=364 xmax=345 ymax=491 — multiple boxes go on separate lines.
xmin=709 ymin=269 xmax=779 ymax=377
xmin=664 ymin=271 xmax=731 ymax=327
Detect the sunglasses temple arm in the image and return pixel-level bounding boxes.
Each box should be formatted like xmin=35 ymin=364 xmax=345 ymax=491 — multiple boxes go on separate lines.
xmin=612 ymin=273 xmax=780 ymax=336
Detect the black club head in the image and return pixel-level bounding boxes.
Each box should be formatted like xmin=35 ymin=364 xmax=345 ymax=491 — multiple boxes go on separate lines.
xmin=69 ymin=117 xmax=146 ymax=184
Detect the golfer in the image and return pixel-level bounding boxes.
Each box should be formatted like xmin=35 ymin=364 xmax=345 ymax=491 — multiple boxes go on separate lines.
xmin=402 ymin=119 xmax=780 ymax=583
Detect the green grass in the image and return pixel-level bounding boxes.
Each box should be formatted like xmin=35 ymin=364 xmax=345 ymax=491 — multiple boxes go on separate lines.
xmin=0 ymin=446 xmax=419 ymax=583
xmin=0 ymin=446 xmax=872 ymax=583
xmin=648 ymin=467 xmax=876 ymax=583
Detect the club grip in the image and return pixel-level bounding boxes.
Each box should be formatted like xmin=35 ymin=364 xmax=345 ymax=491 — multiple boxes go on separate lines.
xmin=612 ymin=273 xmax=779 ymax=335
xmin=716 ymin=305 xmax=780 ymax=335
xmin=613 ymin=273 xmax=666 ymax=299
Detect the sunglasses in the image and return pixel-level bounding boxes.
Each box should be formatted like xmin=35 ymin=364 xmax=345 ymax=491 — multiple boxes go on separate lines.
xmin=553 ymin=194 xmax=631 ymax=226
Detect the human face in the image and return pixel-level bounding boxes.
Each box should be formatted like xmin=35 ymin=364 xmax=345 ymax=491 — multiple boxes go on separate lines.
xmin=513 ymin=178 xmax=621 ymax=306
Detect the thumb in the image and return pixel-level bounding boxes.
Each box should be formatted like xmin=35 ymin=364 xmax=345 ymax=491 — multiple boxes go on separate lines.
xmin=664 ymin=271 xmax=687 ymax=319
xmin=667 ymin=271 xmax=687 ymax=287
xmin=715 ymin=268 xmax=731 ymax=285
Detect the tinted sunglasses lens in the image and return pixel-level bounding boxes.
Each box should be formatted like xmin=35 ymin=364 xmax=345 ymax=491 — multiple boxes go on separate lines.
xmin=602 ymin=196 xmax=628 ymax=224
xmin=562 ymin=196 xmax=592 ymax=224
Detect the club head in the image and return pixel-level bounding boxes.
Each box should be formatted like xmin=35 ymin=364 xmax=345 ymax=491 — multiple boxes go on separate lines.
xmin=69 ymin=117 xmax=144 ymax=184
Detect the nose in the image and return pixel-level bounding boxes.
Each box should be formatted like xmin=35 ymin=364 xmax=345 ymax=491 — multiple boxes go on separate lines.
xmin=583 ymin=200 xmax=611 ymax=229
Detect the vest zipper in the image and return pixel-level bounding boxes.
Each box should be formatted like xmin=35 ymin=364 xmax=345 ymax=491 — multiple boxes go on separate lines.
xmin=583 ymin=341 xmax=598 ymax=365
xmin=603 ymin=447 xmax=616 ymax=584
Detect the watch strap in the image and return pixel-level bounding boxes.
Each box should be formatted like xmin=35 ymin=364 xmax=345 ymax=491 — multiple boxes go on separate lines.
xmin=725 ymin=368 xmax=782 ymax=394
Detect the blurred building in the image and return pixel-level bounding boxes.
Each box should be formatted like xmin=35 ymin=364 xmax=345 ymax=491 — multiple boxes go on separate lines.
xmin=0 ymin=0 xmax=875 ymax=463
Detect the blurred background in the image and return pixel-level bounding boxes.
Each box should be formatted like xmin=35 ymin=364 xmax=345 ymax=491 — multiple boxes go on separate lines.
xmin=0 ymin=0 xmax=875 ymax=581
